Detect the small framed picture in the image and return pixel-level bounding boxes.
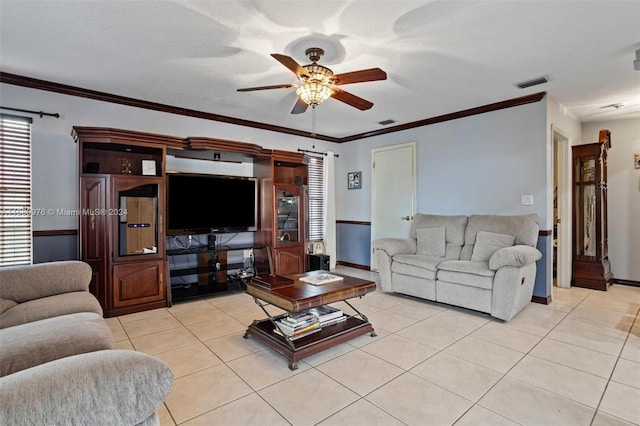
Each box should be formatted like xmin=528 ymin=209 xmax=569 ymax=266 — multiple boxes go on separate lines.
xmin=313 ymin=241 xmax=325 ymax=255
xmin=635 ymin=152 xmax=640 ymax=169
xmin=142 ymin=160 xmax=157 ymax=176
xmin=347 ymin=171 xmax=362 ymax=189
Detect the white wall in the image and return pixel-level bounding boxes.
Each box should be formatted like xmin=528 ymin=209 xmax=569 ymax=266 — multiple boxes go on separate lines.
xmin=1 ymin=83 xmax=342 ymax=231
xmin=337 ymin=99 xmax=550 ymax=228
xmin=582 ymin=118 xmax=640 ymax=282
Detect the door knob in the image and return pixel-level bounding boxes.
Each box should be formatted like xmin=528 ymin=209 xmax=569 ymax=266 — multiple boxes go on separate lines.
xmin=401 ymin=216 xmax=411 ymax=221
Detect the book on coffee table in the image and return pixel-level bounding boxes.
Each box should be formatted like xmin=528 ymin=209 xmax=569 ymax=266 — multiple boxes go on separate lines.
xmin=299 ymin=273 xmax=343 ymax=286
xmin=252 ymin=275 xmax=294 ymax=289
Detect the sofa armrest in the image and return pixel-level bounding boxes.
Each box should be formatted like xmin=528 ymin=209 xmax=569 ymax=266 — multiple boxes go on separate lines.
xmin=373 ymin=238 xmax=417 ymax=257
xmin=0 ymin=350 xmax=173 ymax=425
xmin=0 ymin=261 xmax=92 ymax=303
xmin=489 ymin=245 xmax=541 ymax=271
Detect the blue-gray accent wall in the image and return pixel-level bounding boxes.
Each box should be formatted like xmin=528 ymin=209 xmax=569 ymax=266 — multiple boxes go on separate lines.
xmin=534 ymin=233 xmax=553 ymax=300
xmin=336 ymin=222 xmax=371 ymax=268
xmin=33 ymin=235 xmax=78 ymax=264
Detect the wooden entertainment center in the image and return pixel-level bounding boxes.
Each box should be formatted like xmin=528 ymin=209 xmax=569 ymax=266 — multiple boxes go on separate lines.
xmin=74 ymin=127 xmax=309 ymax=316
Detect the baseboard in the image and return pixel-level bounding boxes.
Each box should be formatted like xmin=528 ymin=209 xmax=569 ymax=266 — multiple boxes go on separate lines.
xmin=531 ymin=295 xmax=552 ymax=305
xmin=336 ymin=261 xmax=370 ymax=271
xmin=613 ymin=278 xmax=640 ymax=287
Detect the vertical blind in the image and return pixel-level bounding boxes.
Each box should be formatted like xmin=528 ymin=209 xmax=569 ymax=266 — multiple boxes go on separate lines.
xmin=0 ymin=115 xmax=33 ymax=266
xmin=307 ymin=155 xmax=324 ymax=241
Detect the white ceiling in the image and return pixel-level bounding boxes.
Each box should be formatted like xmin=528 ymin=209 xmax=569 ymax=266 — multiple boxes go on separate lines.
xmin=1 ymin=0 xmax=639 ymax=139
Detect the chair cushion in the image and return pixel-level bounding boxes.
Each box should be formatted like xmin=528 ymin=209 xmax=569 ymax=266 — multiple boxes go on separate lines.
xmin=0 ymin=292 xmax=103 ymax=329
xmin=0 ymin=312 xmax=114 ymax=377
xmin=416 ymin=226 xmax=446 ymax=257
xmin=470 ymin=231 xmax=515 ymax=262
xmin=0 ymin=298 xmax=17 ymax=315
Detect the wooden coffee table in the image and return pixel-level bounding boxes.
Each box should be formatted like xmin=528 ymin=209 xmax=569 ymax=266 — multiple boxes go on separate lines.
xmin=243 ymin=270 xmax=376 ymax=370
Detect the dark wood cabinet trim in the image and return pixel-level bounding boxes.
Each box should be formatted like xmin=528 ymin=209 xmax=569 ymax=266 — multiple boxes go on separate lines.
xmin=2 ymin=72 xmax=544 ymax=143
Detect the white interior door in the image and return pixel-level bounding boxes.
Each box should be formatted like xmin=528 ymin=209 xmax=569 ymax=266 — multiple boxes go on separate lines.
xmin=370 ymin=142 xmax=416 ymax=271
xmin=554 ymin=129 xmax=572 ymax=288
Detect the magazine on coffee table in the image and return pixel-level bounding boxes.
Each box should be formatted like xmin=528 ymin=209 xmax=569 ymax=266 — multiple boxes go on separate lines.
xmin=299 ymin=273 xmax=344 ymax=285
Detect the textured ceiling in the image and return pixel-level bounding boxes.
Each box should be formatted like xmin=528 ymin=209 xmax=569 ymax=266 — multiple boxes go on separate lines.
xmin=1 ymin=0 xmax=639 ymax=138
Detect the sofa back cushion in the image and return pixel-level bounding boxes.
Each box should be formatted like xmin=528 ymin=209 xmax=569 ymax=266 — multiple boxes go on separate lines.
xmin=0 ymin=261 xmax=92 ymax=303
xmin=470 ymin=231 xmax=516 ymax=262
xmin=410 ymin=214 xmax=468 ymax=259
xmin=416 ymin=226 xmax=446 ymax=257
xmin=461 ymin=214 xmax=540 ymax=261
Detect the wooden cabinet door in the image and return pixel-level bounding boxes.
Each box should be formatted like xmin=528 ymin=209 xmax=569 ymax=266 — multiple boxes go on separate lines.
xmin=274 ymin=246 xmax=304 ymax=275
xmin=80 ymin=176 xmax=109 ymax=309
xmin=112 ymin=260 xmax=165 ymax=308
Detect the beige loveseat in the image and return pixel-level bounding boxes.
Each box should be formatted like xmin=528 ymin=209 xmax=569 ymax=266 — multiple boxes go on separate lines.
xmin=0 ymin=261 xmax=173 ymax=425
xmin=373 ymin=214 xmax=542 ymax=321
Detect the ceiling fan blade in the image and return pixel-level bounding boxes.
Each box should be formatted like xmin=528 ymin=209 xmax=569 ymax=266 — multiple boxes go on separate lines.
xmin=237 ymin=84 xmax=296 ymax=92
xmin=332 ymin=68 xmax=387 ymax=85
xmin=271 ymin=53 xmax=309 ymax=78
xmin=331 ymin=88 xmax=374 ymax=110
xmin=291 ymin=98 xmax=309 ymax=114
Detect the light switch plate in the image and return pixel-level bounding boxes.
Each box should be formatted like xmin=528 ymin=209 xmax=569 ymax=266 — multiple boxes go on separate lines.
xmin=521 ymin=195 xmax=534 ymax=205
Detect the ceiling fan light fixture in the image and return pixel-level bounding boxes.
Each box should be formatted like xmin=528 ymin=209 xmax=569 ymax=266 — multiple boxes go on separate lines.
xmin=304 ymin=63 xmax=334 ymax=83
xmin=296 ymin=81 xmax=333 ymax=106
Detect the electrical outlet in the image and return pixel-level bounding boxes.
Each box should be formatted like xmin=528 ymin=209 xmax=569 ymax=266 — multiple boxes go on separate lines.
xmin=521 ymin=195 xmax=534 ymax=206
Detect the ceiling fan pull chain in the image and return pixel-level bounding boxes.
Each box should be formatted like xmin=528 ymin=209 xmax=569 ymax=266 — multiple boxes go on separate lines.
xmin=311 ymin=105 xmax=317 ymax=138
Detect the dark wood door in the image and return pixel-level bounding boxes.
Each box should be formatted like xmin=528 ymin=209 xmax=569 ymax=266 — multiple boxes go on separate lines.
xmin=80 ymin=176 xmax=109 ymax=309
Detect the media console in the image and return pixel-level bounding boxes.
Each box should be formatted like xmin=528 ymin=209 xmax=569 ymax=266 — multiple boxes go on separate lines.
xmin=167 ymin=242 xmax=270 ymax=304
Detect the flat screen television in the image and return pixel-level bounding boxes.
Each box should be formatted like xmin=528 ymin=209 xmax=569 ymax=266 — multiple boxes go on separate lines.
xmin=166 ymin=173 xmax=258 ymax=235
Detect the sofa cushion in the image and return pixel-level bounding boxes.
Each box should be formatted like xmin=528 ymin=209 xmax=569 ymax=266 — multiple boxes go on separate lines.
xmin=416 ymin=226 xmax=446 ymax=257
xmin=392 ymin=254 xmax=442 ymax=280
xmin=0 ymin=291 xmax=103 ymax=329
xmin=0 ymin=312 xmax=114 ymax=377
xmin=460 ymin=214 xmax=539 ymax=260
xmin=437 ymin=260 xmax=495 ymax=290
xmin=471 ymin=231 xmax=515 ymax=262
xmin=0 ymin=260 xmax=92 ymax=303
xmin=489 ymin=245 xmax=542 ymax=270
xmin=0 ymin=350 xmax=173 ymax=426
xmin=410 ymin=214 xmax=468 ymax=259
xmin=0 ymin=298 xmax=17 ymax=315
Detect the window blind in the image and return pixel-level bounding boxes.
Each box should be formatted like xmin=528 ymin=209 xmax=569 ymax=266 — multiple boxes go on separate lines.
xmin=0 ymin=114 xmax=33 ymax=266
xmin=307 ymin=155 xmax=324 ymax=241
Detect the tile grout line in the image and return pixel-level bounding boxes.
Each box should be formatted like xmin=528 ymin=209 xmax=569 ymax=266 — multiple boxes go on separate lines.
xmin=588 ymin=305 xmax=640 ymax=426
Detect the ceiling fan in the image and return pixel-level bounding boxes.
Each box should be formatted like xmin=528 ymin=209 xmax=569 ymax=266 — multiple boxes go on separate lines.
xmin=237 ymin=47 xmax=387 ymax=114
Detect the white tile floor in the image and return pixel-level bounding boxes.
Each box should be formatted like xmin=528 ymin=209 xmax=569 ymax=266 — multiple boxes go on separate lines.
xmin=106 ymin=267 xmax=640 ymax=426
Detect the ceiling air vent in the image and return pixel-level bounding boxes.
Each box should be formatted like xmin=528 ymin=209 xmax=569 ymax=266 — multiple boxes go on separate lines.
xmin=378 ymin=119 xmax=396 ymax=125
xmin=515 ymin=76 xmax=548 ymax=89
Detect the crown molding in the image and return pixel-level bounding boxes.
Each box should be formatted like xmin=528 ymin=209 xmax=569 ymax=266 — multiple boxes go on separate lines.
xmin=1 ymin=71 xmax=545 ymax=143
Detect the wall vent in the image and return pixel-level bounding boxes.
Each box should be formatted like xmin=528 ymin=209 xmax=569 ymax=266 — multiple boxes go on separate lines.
xmin=378 ymin=119 xmax=396 ymax=125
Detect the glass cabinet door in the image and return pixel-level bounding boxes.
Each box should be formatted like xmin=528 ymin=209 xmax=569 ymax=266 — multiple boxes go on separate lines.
xmin=574 ymin=154 xmax=597 ymax=258
xmin=276 ymin=187 xmax=300 ymax=243
xmin=118 ymin=183 xmax=159 ymax=256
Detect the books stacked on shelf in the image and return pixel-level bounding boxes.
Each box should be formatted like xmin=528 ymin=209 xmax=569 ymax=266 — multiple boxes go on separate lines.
xmin=274 ymin=312 xmax=321 ymax=340
xmin=307 ymin=305 xmax=346 ymax=328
